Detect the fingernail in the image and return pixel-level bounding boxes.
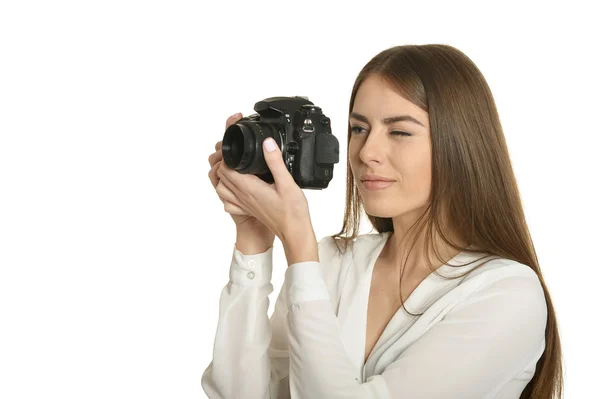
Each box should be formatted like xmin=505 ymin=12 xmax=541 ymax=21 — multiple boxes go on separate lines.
xmin=231 ymin=112 xmax=241 ymax=119
xmin=264 ymin=138 xmax=277 ymax=152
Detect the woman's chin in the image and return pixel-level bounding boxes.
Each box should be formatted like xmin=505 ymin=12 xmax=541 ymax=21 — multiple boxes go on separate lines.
xmin=363 ymin=204 xmax=395 ymax=218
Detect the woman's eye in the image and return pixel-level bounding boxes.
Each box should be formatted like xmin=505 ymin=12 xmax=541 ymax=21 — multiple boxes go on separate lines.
xmin=391 ymin=131 xmax=412 ymax=137
xmin=350 ymin=126 xmax=411 ymax=137
xmin=350 ymin=126 xmax=366 ymax=134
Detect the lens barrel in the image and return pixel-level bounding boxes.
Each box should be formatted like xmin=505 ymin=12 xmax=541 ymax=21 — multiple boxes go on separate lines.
xmin=222 ymin=123 xmax=255 ymax=170
xmin=222 ymin=121 xmax=278 ymax=176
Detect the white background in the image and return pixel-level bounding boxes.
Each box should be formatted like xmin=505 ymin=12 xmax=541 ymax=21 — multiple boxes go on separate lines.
xmin=1 ymin=0 xmax=597 ymax=397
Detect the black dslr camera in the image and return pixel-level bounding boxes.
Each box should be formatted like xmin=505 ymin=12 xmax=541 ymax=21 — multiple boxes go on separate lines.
xmin=221 ymin=96 xmax=340 ymax=189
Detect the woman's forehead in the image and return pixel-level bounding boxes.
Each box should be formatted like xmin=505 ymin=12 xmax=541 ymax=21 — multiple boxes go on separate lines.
xmin=353 ymin=76 xmax=427 ymax=121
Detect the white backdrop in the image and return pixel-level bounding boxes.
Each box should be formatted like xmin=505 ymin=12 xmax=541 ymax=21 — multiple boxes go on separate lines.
xmin=1 ymin=0 xmax=597 ymax=398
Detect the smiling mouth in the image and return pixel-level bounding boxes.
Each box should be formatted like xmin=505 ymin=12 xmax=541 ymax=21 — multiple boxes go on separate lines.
xmin=362 ymin=180 xmax=395 ymax=190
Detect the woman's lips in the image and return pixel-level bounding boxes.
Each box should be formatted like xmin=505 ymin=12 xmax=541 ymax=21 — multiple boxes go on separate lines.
xmin=362 ymin=180 xmax=395 ymax=190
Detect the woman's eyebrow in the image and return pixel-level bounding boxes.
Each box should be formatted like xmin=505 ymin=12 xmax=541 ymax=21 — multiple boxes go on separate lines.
xmin=349 ymin=112 xmax=425 ymax=127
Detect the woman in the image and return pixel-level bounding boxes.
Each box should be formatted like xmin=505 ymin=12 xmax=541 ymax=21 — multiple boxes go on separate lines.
xmin=203 ymin=44 xmax=563 ymax=398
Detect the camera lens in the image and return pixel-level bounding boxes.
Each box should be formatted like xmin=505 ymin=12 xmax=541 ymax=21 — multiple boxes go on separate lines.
xmin=222 ymin=121 xmax=279 ymax=176
xmin=222 ymin=124 xmax=253 ymax=170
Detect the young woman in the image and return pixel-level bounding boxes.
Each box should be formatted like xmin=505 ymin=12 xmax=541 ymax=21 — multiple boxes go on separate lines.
xmin=203 ymin=44 xmax=563 ymax=399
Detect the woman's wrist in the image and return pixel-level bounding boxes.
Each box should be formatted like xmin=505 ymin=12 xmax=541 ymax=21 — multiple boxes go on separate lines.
xmin=235 ymin=228 xmax=274 ymax=255
xmin=282 ymin=226 xmax=319 ymax=265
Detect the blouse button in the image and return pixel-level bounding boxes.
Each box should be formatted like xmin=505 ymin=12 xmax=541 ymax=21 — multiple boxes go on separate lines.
xmin=248 ymin=260 xmax=256 ymax=268
xmin=247 ymin=271 xmax=255 ymax=280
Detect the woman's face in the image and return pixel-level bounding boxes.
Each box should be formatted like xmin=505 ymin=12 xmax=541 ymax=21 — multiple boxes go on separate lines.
xmin=348 ymin=74 xmax=432 ymax=221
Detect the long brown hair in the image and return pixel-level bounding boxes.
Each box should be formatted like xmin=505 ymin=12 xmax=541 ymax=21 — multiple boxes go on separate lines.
xmin=331 ymin=44 xmax=563 ymax=399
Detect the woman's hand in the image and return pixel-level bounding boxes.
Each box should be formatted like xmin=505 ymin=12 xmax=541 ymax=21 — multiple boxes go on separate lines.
xmin=216 ymin=135 xmax=314 ymax=246
xmin=207 ymin=113 xmax=275 ymax=244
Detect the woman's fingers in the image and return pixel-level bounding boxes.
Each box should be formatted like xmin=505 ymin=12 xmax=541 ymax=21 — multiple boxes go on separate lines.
xmin=208 ymin=160 xmax=221 ymax=188
xmin=216 ymin=180 xmax=250 ymax=216
xmin=215 ymin=178 xmax=242 ymax=207
xmin=208 ymin=112 xmax=241 ymax=168
xmin=222 ymin=200 xmax=248 ymax=216
xmin=208 ymin=149 xmax=222 ymax=168
xmin=208 ymin=160 xmax=249 ymax=216
xmin=206 ymin=113 xmax=246 ymax=216
xmin=225 ymin=113 xmax=242 ymax=129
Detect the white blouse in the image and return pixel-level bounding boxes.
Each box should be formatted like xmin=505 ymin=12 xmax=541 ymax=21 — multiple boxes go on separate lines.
xmin=201 ymin=231 xmax=547 ymax=399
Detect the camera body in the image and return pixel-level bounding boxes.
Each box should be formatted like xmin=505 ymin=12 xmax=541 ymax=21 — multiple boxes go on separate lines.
xmin=222 ymin=96 xmax=340 ymax=189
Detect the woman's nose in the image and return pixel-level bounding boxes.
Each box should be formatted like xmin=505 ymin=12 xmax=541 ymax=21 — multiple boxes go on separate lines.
xmin=359 ymin=133 xmax=386 ymax=165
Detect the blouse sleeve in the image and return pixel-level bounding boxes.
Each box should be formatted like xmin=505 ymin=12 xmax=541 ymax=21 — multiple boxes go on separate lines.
xmin=283 ymin=260 xmax=547 ymax=398
xmin=200 ymin=244 xmax=292 ymax=399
